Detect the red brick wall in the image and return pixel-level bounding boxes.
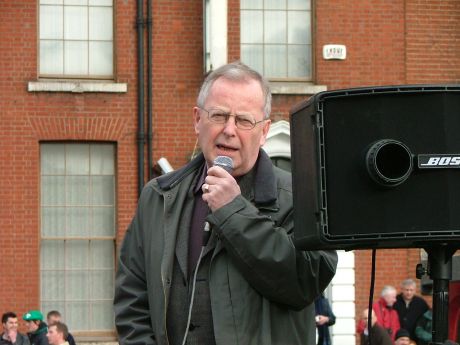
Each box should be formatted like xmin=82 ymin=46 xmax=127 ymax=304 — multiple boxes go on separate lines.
xmin=0 ymin=0 xmax=457 ymax=336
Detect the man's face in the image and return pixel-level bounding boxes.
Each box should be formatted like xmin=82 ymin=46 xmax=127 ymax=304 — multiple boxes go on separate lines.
xmin=46 ymin=325 xmax=62 ymax=345
xmin=395 ymin=336 xmax=410 ymax=345
xmin=402 ymin=284 xmax=416 ymax=301
xmin=47 ymin=315 xmax=61 ymax=326
xmin=384 ymin=290 xmax=397 ymax=307
xmin=3 ymin=317 xmax=18 ymax=333
xmin=25 ymin=320 xmax=39 ymax=333
xmin=194 ymin=77 xmax=271 ymax=177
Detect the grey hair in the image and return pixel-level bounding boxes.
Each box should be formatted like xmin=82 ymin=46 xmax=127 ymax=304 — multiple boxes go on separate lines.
xmin=381 ymin=285 xmax=396 ymax=296
xmin=401 ymin=278 xmax=416 ymax=287
xmin=196 ymin=61 xmax=272 ymax=120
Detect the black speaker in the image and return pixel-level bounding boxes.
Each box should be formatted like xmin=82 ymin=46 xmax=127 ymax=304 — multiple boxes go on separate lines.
xmin=290 ymin=85 xmax=460 ymax=250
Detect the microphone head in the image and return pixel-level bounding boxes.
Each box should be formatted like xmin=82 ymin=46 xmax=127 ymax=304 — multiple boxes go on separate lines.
xmin=213 ymin=156 xmax=234 ymax=174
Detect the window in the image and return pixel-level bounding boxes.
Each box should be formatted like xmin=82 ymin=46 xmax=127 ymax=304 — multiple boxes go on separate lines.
xmin=39 ymin=0 xmax=114 ymax=78
xmin=40 ymin=143 xmax=116 ymax=335
xmin=240 ymin=0 xmax=312 ymax=80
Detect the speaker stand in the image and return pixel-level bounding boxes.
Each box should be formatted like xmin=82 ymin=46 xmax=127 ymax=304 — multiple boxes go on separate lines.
xmin=423 ymin=246 xmax=457 ymax=345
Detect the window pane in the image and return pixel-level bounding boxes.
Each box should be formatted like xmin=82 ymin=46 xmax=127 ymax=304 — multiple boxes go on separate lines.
xmin=264 ymin=11 xmax=286 ymax=43
xmin=288 ymin=0 xmax=310 ymax=10
xmin=66 ymin=270 xmax=89 ymax=299
xmin=65 ymin=0 xmax=87 ymax=4
xmin=288 ymin=44 xmax=311 ymax=78
xmin=41 ymin=144 xmax=65 ymax=174
xmin=41 ymin=270 xmax=65 ymax=300
xmin=40 ymin=40 xmax=64 ymax=74
xmin=288 ymin=11 xmax=310 ymax=44
xmin=91 ymin=176 xmax=114 ymax=206
xmin=68 ymin=207 xmax=90 ymax=237
xmin=66 ymin=240 xmax=89 ymax=269
xmin=241 ymin=44 xmax=263 ymax=75
xmin=265 ymin=44 xmax=287 ymax=78
xmin=66 ymin=176 xmax=89 ymax=206
xmin=41 ymin=176 xmax=65 ymax=206
xmin=241 ymin=11 xmax=263 ymax=44
xmin=265 ymin=0 xmax=286 ymax=10
xmin=89 ymin=0 xmax=113 ymax=5
xmin=91 ymin=270 xmax=113 ymax=299
xmin=42 ymin=207 xmax=66 ymax=237
xmin=65 ymin=6 xmax=88 ymax=40
xmin=40 ymin=5 xmax=63 ymax=39
xmin=90 ymin=144 xmax=114 ymax=175
xmin=89 ymin=6 xmax=113 ymax=40
xmin=41 ymin=240 xmax=65 ymax=269
xmin=92 ymin=207 xmax=114 ymax=237
xmin=64 ymin=41 xmax=88 ymax=75
xmin=90 ymin=240 xmax=114 ymax=269
xmin=91 ymin=301 xmax=114 ymax=330
xmin=66 ymin=144 xmax=89 ymax=175
xmin=89 ymin=41 xmax=113 ymax=75
xmin=240 ymin=0 xmax=263 ymax=9
xmin=66 ymin=302 xmax=89 ymax=331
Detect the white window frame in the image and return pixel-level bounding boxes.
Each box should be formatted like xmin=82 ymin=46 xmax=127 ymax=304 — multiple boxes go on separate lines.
xmin=40 ymin=142 xmax=117 ymax=339
xmin=38 ymin=0 xmax=114 ymax=80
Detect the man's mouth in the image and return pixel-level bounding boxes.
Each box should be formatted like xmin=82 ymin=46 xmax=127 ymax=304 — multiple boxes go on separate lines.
xmin=216 ymin=144 xmax=237 ymax=152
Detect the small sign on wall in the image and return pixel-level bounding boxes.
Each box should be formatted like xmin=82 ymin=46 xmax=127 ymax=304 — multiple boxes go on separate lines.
xmin=323 ymin=44 xmax=347 ymax=60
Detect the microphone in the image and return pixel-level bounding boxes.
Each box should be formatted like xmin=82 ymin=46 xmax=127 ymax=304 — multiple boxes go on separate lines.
xmin=213 ymin=155 xmax=234 ymax=174
xmin=202 ymin=156 xmax=234 ymax=246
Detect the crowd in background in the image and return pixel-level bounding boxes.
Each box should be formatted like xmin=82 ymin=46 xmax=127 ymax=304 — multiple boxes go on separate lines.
xmin=355 ymin=278 xmax=450 ymax=345
xmin=0 ymin=310 xmax=75 ymax=345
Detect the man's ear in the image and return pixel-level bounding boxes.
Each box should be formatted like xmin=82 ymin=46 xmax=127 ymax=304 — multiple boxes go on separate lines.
xmin=193 ymin=107 xmax=201 ymax=135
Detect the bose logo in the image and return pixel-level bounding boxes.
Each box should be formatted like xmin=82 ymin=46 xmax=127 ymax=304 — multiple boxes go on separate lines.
xmin=419 ymin=156 xmax=460 ymax=167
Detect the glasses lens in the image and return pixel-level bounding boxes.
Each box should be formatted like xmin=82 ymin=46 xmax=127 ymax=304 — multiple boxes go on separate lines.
xmin=235 ymin=115 xmax=255 ymax=130
xmin=208 ymin=111 xmax=228 ymax=124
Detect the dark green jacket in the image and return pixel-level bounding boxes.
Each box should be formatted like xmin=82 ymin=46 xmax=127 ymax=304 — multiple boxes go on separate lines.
xmin=114 ymin=150 xmax=338 ymax=345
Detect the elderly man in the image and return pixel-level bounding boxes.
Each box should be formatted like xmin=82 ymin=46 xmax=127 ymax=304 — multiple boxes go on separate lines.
xmin=114 ymin=61 xmax=338 ymax=345
xmin=0 ymin=312 xmax=30 ymax=345
xmin=394 ymin=278 xmax=429 ymax=340
xmin=357 ymin=286 xmax=400 ymax=341
xmin=46 ymin=323 xmax=68 ymax=345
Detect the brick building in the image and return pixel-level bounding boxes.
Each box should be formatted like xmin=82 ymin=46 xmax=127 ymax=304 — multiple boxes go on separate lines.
xmin=0 ymin=0 xmax=458 ymax=344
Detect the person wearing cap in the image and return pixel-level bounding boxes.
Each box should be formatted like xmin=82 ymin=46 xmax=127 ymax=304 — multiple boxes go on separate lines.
xmin=22 ymin=311 xmax=49 ymax=345
xmin=0 ymin=312 xmax=30 ymax=345
xmin=46 ymin=322 xmax=68 ymax=345
xmin=394 ymin=328 xmax=411 ymax=345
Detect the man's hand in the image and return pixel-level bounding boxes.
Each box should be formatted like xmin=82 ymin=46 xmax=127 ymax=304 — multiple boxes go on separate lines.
xmin=6 ymin=329 xmax=17 ymax=343
xmin=202 ymin=166 xmax=241 ymax=212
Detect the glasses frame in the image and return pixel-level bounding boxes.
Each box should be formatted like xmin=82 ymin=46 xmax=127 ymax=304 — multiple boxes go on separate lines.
xmin=198 ymin=107 xmax=267 ymax=130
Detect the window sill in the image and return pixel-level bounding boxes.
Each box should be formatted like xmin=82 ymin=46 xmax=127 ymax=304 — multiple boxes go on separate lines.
xmin=269 ymin=81 xmax=327 ymax=95
xmin=28 ymin=81 xmax=128 ymax=93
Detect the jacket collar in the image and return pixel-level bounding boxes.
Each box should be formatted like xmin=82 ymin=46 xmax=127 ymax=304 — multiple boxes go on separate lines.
xmin=157 ymin=149 xmax=277 ymax=205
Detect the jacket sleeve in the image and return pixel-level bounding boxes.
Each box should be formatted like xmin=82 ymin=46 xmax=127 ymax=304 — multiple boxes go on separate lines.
xmin=114 ymin=191 xmax=157 ymax=345
xmin=323 ymin=298 xmax=336 ymax=326
xmin=208 ymin=194 xmax=337 ymax=310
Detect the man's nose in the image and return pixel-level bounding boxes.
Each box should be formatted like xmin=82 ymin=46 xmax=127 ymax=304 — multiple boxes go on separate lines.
xmin=222 ymin=115 xmax=238 ymax=134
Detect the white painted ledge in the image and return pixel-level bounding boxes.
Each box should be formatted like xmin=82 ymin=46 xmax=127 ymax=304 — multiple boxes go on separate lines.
xmin=269 ymin=81 xmax=327 ymax=95
xmin=28 ymin=81 xmax=128 ymax=93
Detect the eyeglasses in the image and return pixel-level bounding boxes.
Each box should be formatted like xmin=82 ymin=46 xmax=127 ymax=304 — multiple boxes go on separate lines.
xmin=198 ymin=107 xmax=266 ymax=130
